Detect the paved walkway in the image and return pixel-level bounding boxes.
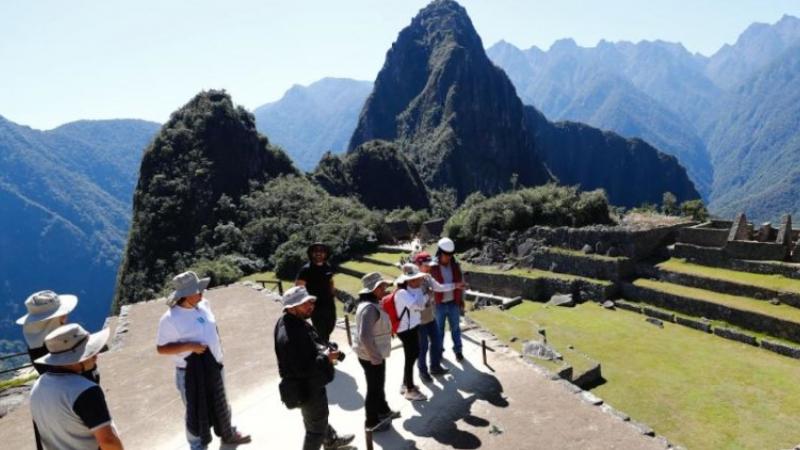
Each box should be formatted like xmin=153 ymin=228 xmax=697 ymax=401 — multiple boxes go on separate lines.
xmin=0 ymin=284 xmax=667 ymax=449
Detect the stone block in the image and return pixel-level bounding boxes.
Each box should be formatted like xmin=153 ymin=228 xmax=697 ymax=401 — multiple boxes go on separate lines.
xmin=579 ymin=391 xmax=603 ymax=405
xmin=645 ymin=317 xmax=664 ymax=328
xmin=760 ymin=339 xmax=800 ymax=359
xmin=643 ymin=306 xmax=675 ymax=322
xmin=548 ymin=293 xmax=575 ymax=307
xmin=614 ymin=300 xmax=642 ymax=314
xmin=676 ymin=316 xmax=712 ymax=333
xmin=713 ymin=327 xmax=758 ymax=346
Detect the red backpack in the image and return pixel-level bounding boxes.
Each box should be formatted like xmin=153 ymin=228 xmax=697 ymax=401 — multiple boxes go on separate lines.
xmin=381 ymin=291 xmax=409 ymax=335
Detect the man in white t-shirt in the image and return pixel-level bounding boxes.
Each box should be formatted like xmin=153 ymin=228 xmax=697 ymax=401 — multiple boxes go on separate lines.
xmin=156 ymin=271 xmax=250 ymax=449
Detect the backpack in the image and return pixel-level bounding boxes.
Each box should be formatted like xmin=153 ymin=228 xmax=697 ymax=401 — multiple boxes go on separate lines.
xmin=380 ymin=291 xmax=409 ymax=335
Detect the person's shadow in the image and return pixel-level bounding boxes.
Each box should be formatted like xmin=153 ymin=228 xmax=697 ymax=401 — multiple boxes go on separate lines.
xmin=326 ymin=369 xmax=364 ymax=411
xmin=402 ymin=357 xmax=508 ymax=449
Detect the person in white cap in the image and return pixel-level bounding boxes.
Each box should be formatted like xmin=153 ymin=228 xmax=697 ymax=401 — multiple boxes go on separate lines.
xmin=353 ymin=272 xmax=399 ymax=431
xmin=156 ymin=271 xmax=250 ymax=449
xmin=394 ymin=263 xmax=428 ymax=401
xmin=16 ymin=290 xmax=78 ymax=375
xmin=274 ymin=286 xmax=355 ymax=450
xmin=430 ymin=237 xmax=467 ymax=362
xmin=29 ymin=323 xmax=122 ymax=450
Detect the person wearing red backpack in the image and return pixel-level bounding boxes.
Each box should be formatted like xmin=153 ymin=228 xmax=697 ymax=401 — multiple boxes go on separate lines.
xmin=392 ymin=264 xmax=428 ymax=401
xmin=430 ymin=238 xmax=466 ymax=362
xmin=353 ymin=272 xmax=400 ymax=432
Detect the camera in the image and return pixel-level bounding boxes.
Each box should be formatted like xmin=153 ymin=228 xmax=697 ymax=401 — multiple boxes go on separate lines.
xmin=328 ymin=342 xmax=346 ymax=362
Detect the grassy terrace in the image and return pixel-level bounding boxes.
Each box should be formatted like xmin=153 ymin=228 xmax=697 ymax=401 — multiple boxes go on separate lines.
xmin=340 ymin=260 xmax=402 ymax=277
xmin=471 ymin=301 xmax=800 ymax=450
xmin=658 ymin=258 xmax=800 ymax=294
xmin=547 ymin=246 xmax=626 ymax=262
xmin=364 ymin=252 xmax=406 ymax=265
xmin=461 ymin=262 xmax=613 ymax=286
xmin=634 ymin=278 xmax=800 ymax=323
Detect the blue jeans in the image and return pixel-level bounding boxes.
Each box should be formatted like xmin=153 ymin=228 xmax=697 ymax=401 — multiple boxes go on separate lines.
xmin=176 ymin=368 xmax=205 ymax=450
xmin=435 ymin=302 xmax=462 ymax=355
xmin=417 ymin=320 xmax=443 ymax=374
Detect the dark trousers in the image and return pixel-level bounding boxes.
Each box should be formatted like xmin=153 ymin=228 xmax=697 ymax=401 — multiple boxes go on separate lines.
xmin=397 ymin=327 xmax=420 ymax=389
xmin=300 ymin=387 xmax=337 ymax=450
xmin=312 ymin=306 xmax=336 ymax=344
xmin=358 ymin=358 xmax=390 ymax=427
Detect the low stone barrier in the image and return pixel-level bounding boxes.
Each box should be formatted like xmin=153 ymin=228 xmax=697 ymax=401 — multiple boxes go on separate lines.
xmin=713 ymin=327 xmax=758 ymax=346
xmin=642 ymin=306 xmax=675 ymax=322
xmin=724 ymin=241 xmax=789 ymax=261
xmin=464 ymin=270 xmax=617 ymax=302
xmin=675 ymin=316 xmax=712 ymax=333
xmin=614 ymin=300 xmax=643 ymax=314
xmin=760 ymin=339 xmax=800 ymax=359
xmin=678 ymin=226 xmax=728 ymax=247
xmin=621 ymin=282 xmax=800 ymax=344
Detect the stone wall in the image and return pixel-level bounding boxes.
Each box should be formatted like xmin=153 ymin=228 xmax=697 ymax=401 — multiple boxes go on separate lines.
xmin=520 ymin=223 xmax=687 ymax=261
xmin=724 ymin=240 xmax=789 ymax=261
xmin=621 ymin=282 xmax=800 ymax=343
xmin=520 ymin=249 xmax=636 ymax=281
xmin=677 ymin=226 xmax=729 ymax=247
xmin=653 ymin=268 xmax=800 ymax=308
xmin=672 ymin=243 xmax=800 ymax=279
xmin=464 ymin=270 xmax=617 ymax=301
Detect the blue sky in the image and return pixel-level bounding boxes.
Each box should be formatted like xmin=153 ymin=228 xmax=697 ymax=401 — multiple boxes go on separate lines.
xmin=2 ymin=0 xmax=799 ymax=129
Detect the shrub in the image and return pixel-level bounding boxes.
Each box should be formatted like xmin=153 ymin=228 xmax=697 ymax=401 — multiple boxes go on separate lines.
xmin=444 ymin=184 xmax=613 ymax=244
xmin=680 ymin=199 xmax=710 ymax=222
xmin=186 ymin=257 xmax=244 ymax=288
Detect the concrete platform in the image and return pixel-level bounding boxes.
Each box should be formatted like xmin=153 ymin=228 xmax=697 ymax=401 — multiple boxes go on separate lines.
xmin=0 ymin=283 xmax=666 ymax=449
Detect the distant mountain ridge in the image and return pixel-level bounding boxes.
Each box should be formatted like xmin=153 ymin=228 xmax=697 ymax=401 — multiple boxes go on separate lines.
xmin=0 ymin=116 xmax=158 ymax=341
xmin=254 ymin=78 xmax=372 ymax=171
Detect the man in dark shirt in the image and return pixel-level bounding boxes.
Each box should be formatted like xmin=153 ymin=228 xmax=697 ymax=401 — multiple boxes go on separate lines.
xmin=275 ymin=286 xmax=354 ymax=450
xmin=296 ymin=242 xmax=337 ymax=343
xmin=29 ymin=323 xmax=122 ymax=450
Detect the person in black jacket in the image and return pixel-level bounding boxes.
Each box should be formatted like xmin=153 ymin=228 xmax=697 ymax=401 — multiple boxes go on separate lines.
xmin=275 ymin=286 xmax=355 ymax=450
xmin=295 ymin=242 xmax=336 ymax=343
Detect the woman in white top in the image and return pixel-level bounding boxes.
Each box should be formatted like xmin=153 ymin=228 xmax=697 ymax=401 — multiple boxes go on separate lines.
xmin=393 ymin=263 xmax=428 ymax=401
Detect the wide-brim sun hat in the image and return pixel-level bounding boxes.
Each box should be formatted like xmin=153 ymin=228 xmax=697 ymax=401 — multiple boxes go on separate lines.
xmin=282 ymin=286 xmax=317 ymax=311
xmin=413 ymin=251 xmax=433 ymax=266
xmin=36 ymin=323 xmax=110 ymax=366
xmin=16 ymin=290 xmax=78 ymax=325
xmin=359 ymin=272 xmax=392 ymax=295
xmin=395 ymin=263 xmax=427 ymax=285
xmin=167 ymin=271 xmax=210 ymax=307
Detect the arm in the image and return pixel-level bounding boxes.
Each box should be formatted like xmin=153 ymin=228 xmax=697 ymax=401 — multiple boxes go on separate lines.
xmin=156 ymin=342 xmax=206 ymax=355
xmin=425 ymin=274 xmax=460 ymax=292
xmin=94 ymin=425 xmax=124 ymax=450
xmin=295 ymin=265 xmax=309 ymax=287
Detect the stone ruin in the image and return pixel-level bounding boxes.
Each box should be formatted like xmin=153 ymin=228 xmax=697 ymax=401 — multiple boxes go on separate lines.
xmin=677 ymin=212 xmax=800 ymax=262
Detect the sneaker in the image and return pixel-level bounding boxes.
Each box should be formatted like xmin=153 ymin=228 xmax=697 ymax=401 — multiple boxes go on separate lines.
xmin=430 ymin=366 xmax=450 ymax=375
xmin=419 ymin=372 xmax=433 ymax=383
xmin=324 ymin=433 xmax=355 ymax=449
xmin=404 ymin=387 xmax=428 ymax=401
xmin=456 ymin=352 xmax=464 ymax=362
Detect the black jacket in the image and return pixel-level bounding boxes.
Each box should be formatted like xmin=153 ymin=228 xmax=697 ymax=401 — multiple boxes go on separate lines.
xmin=185 ymin=351 xmax=233 ymax=445
xmin=274 ymin=313 xmax=334 ymax=389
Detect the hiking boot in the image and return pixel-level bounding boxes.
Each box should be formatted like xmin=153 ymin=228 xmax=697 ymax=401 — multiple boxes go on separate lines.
xmin=430 ymin=366 xmax=450 ymax=375
xmin=404 ymin=387 xmax=427 ymax=401
xmin=324 ymin=433 xmax=355 ymax=449
xmin=222 ymin=430 xmax=252 ymax=445
xmin=456 ymin=352 xmax=464 ymax=362
xmin=419 ymin=372 xmax=433 ymax=383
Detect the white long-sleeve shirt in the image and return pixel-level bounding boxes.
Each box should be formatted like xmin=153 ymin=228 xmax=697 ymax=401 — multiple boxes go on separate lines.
xmin=394 ymin=287 xmax=426 ymax=332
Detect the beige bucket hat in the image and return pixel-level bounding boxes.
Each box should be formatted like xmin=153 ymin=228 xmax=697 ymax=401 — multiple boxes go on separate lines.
xmin=167 ymin=271 xmax=210 ymax=307
xmin=35 ymin=323 xmax=110 ymax=366
xmin=16 ymin=290 xmax=78 ymax=325
xmin=359 ymin=272 xmax=392 ymax=295
xmin=395 ymin=263 xmax=427 ymax=285
xmin=281 ymin=286 xmax=317 ymax=311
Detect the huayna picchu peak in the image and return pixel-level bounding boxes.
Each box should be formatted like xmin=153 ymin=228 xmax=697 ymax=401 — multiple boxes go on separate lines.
xmin=349 ymin=0 xmax=700 ymax=206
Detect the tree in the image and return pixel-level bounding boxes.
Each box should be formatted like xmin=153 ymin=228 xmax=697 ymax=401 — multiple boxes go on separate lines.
xmin=661 ymin=192 xmax=678 ymax=216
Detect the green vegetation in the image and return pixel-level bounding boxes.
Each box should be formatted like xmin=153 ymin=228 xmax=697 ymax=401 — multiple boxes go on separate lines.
xmin=445 ymin=184 xmax=613 ymax=245
xmin=340 ymin=260 xmax=402 ymax=278
xmin=471 ymin=301 xmax=800 ymax=449
xmin=547 ymin=246 xmax=624 ymax=262
xmin=658 ymin=258 xmax=800 ymax=294
xmin=0 ymin=373 xmax=37 ymax=391
xmin=634 ymin=278 xmax=800 ymax=323
xmin=365 ymin=252 xmax=406 ymax=265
